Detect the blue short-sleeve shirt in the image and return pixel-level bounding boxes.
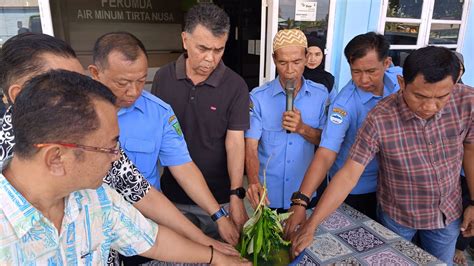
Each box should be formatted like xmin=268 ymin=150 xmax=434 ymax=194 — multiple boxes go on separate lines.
xmin=118 ymin=91 xmax=192 ymax=189
xmin=245 ymin=77 xmax=328 ymax=209
xmin=320 ymin=67 xmax=402 ymax=194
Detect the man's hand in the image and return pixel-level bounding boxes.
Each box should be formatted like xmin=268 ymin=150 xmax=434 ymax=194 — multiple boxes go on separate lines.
xmin=461 ymin=205 xmax=474 ymax=237
xmin=290 ymin=222 xmax=317 ymax=258
xmin=212 ymin=250 xmax=251 ymax=265
xmin=284 ymin=205 xmax=307 ymax=239
xmin=216 ymin=216 xmax=239 ymax=246
xmin=282 ymin=108 xmax=304 ymax=134
xmin=208 ymin=238 xmax=240 ymax=256
xmin=246 ymin=182 xmax=269 ymax=209
xmin=229 ymin=196 xmax=249 ymax=231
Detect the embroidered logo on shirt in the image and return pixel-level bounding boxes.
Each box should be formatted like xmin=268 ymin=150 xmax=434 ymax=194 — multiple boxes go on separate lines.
xmin=172 ymin=122 xmax=183 ymax=136
xmin=249 ymin=100 xmax=254 ymax=113
xmin=210 ymin=106 xmax=217 ymax=111
xmin=168 ymin=115 xmax=177 ymax=124
xmin=330 ymin=113 xmax=343 ymax=124
xmin=332 ymin=107 xmax=347 ymax=117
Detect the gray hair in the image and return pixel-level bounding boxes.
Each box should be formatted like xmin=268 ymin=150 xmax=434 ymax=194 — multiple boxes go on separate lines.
xmin=184 ymin=3 xmax=230 ymax=37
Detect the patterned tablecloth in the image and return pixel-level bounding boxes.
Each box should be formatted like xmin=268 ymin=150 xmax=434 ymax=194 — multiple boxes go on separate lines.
xmin=290 ymin=203 xmax=446 ymax=266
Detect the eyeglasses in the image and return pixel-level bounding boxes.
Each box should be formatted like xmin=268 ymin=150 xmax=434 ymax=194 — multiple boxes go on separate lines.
xmin=34 ymin=141 xmax=121 ymax=156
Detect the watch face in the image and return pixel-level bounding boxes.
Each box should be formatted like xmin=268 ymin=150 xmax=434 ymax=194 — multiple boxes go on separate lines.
xmin=231 ymin=187 xmax=246 ymax=199
xmin=236 ymin=187 xmax=246 ymax=198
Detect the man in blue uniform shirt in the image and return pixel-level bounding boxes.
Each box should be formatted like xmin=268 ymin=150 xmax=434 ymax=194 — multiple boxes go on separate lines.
xmin=245 ymin=29 xmax=329 ymax=211
xmin=0 ymin=70 xmax=248 ymax=265
xmin=284 ymin=32 xmax=402 ymax=236
xmin=88 ymin=32 xmax=239 ymax=253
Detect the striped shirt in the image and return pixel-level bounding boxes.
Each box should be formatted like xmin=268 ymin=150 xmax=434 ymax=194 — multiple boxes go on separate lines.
xmin=350 ymin=83 xmax=473 ymax=229
xmin=0 ymin=174 xmax=158 ymax=265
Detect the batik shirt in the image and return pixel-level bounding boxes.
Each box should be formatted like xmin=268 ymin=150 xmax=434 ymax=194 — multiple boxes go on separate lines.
xmin=0 ymin=106 xmax=152 ymax=264
xmin=0 ymin=106 xmax=151 ymax=203
xmin=0 ymin=173 xmax=158 ymax=265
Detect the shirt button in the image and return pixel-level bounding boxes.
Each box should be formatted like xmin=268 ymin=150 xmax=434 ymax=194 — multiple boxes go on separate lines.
xmin=285 ymin=178 xmax=289 ymax=182
xmin=192 ymin=87 xmax=196 ymax=91
xmin=190 ymin=96 xmax=195 ymax=100
xmin=287 ymin=160 xmax=291 ymax=163
xmin=428 ymin=142 xmax=433 ymax=145
xmin=289 ymin=142 xmax=293 ymax=145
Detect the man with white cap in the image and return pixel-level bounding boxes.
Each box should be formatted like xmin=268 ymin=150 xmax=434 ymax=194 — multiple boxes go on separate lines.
xmin=245 ymin=29 xmax=329 ymax=212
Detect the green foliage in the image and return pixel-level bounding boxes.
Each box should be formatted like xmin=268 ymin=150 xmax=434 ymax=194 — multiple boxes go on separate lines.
xmin=239 ymin=203 xmax=292 ymax=265
xmin=238 ymin=156 xmax=292 ymax=265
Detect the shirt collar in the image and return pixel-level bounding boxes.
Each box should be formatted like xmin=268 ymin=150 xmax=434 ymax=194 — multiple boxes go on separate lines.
xmin=0 ymin=170 xmax=83 ymax=239
xmin=271 ymin=76 xmax=310 ymax=97
xmin=175 ymin=53 xmax=226 ymax=88
xmin=356 ymin=72 xmax=400 ymax=104
xmin=118 ymin=93 xmax=145 ymax=116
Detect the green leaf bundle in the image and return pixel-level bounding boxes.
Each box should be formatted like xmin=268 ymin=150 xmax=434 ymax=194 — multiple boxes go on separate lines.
xmin=239 ymin=157 xmax=292 ymax=265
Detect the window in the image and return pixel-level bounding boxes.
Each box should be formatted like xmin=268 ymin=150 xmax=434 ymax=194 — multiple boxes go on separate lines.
xmin=48 ymin=0 xmax=186 ymax=68
xmin=0 ymin=0 xmax=42 ymax=48
xmin=379 ymin=0 xmax=469 ymax=66
xmin=278 ymin=0 xmax=331 ymax=40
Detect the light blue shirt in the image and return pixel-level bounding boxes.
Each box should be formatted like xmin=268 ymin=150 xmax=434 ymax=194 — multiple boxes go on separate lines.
xmin=0 ymin=174 xmax=158 ymax=265
xmin=118 ymin=91 xmax=191 ymax=189
xmin=246 ymin=77 xmax=329 ymax=209
xmin=320 ymin=66 xmax=402 ymax=194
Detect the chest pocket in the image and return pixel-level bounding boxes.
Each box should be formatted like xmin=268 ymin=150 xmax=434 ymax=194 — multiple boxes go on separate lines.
xmin=261 ymin=127 xmax=285 ymax=145
xmin=123 ymin=138 xmax=157 ymax=177
xmin=441 ymin=135 xmax=463 ymax=163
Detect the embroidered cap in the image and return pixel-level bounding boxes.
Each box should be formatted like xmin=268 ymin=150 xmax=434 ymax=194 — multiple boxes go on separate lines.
xmin=273 ymin=29 xmax=307 ymax=53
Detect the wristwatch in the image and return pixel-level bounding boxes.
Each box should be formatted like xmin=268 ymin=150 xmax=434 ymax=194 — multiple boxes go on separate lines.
xmin=230 ymin=187 xmax=246 ymax=199
xmin=211 ymin=207 xmax=229 ymax=222
xmin=291 ymin=191 xmax=310 ymax=205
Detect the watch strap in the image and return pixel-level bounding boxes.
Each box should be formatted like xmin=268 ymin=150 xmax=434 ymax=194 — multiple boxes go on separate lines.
xmin=211 ymin=207 xmax=229 ymax=222
xmin=291 ymin=191 xmax=310 ymax=205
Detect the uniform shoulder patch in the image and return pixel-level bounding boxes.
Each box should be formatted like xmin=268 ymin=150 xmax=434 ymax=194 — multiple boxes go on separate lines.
xmin=249 ymin=99 xmax=254 ymax=112
xmin=329 ymin=113 xmax=344 ymax=125
xmin=172 ymin=122 xmax=183 ymax=136
xmin=332 ymin=107 xmax=347 ymax=117
xmin=168 ymin=115 xmax=183 ymax=136
xmin=168 ymin=115 xmax=177 ymax=124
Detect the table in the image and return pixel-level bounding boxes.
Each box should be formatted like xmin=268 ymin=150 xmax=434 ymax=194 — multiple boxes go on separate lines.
xmin=290 ymin=203 xmax=446 ymax=265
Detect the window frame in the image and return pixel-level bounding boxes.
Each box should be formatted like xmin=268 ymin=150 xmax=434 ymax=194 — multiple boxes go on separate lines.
xmin=378 ymin=0 xmax=471 ymax=52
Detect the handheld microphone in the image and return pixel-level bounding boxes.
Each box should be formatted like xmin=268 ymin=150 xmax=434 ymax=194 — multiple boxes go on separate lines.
xmin=285 ymin=79 xmax=295 ymax=134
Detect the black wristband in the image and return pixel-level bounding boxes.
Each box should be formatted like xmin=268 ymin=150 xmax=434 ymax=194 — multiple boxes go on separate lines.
xmin=290 ymin=202 xmax=307 ymax=208
xmin=291 ymin=191 xmax=310 ymax=205
xmin=208 ymin=245 xmax=214 ymax=264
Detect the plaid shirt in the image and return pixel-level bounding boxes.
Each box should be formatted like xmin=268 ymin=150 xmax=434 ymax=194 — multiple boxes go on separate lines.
xmin=350 ymin=83 xmax=473 ymax=229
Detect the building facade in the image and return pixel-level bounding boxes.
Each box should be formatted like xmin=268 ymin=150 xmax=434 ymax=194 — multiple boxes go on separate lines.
xmin=1 ymin=0 xmax=472 ymax=90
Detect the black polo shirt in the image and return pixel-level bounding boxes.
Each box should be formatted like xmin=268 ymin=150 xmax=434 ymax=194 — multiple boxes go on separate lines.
xmin=151 ymin=54 xmax=249 ymax=204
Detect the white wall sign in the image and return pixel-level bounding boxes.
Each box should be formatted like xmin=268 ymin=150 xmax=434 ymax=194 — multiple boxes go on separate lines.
xmin=295 ymin=0 xmax=317 ymax=22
